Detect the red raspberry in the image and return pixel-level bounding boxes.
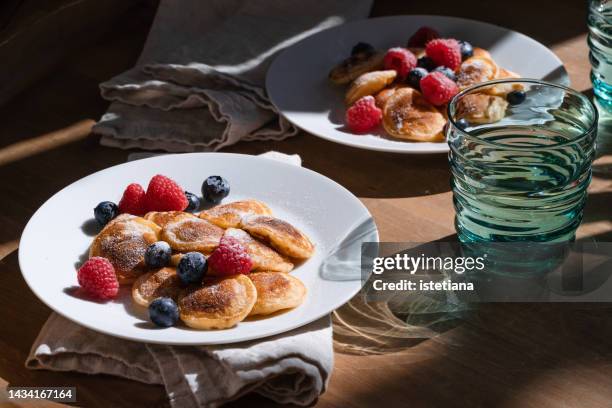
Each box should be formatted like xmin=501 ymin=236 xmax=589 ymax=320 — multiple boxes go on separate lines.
xmin=77 ymin=257 xmax=119 ymax=300
xmin=420 ymin=71 xmax=459 ymax=106
xmin=208 ymin=236 xmax=253 ymax=276
xmin=118 ymin=183 xmax=146 ymax=215
xmin=425 ymin=38 xmax=462 ymax=71
xmin=383 ymin=47 xmax=416 ymax=80
xmin=144 ymin=175 xmax=188 ymax=212
xmin=407 ymin=26 xmax=440 ymax=48
xmin=346 ymin=96 xmax=382 ymax=133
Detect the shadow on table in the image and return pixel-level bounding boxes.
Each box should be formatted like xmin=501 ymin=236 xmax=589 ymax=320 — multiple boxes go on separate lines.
xmin=332 ymin=233 xmax=467 ymax=355
xmin=226 ymin=134 xmax=452 ymax=198
xmin=344 ymin=301 xmax=612 ymax=407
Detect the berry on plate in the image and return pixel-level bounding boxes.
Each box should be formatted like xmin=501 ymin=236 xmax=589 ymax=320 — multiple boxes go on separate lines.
xmin=433 ymin=66 xmax=457 ymax=81
xmin=425 ymin=38 xmax=462 ymax=71
xmin=383 ymin=47 xmax=416 ymax=80
xmin=420 ymin=71 xmax=459 ymax=106
xmin=208 ymin=236 xmax=253 ymax=276
xmin=407 ymin=26 xmax=440 ymax=48
xmin=145 ymin=241 xmax=172 ymax=268
xmin=94 ymin=201 xmax=118 ymax=226
xmin=118 ymin=183 xmax=147 ymax=215
xmin=145 ymin=175 xmax=188 ymax=212
xmin=177 ymin=252 xmax=207 ymax=284
xmin=351 ymin=42 xmax=375 ymax=56
xmin=455 ymin=118 xmax=470 ymax=130
xmin=407 ymin=67 xmax=428 ymax=90
xmin=77 ymin=257 xmax=119 ymax=300
xmin=346 ymin=95 xmax=382 ymax=133
xmin=149 ymin=297 xmax=179 ymax=327
xmin=184 ymin=191 xmax=201 ymax=212
xmin=417 ymin=56 xmax=436 ymax=71
xmin=202 ymin=176 xmax=230 ymax=204
xmin=459 ymin=40 xmax=474 ymax=60
xmin=506 ymin=90 xmax=526 ymax=105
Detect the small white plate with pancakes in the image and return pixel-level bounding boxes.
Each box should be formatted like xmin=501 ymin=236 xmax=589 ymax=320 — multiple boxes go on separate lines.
xmin=266 ymin=15 xmax=568 ymax=154
xmin=19 ymin=153 xmax=378 ymax=345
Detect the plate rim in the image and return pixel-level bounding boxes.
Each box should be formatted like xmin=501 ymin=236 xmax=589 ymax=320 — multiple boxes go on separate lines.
xmin=266 ymin=14 xmax=569 ymax=155
xmin=18 ymin=152 xmax=379 ymax=345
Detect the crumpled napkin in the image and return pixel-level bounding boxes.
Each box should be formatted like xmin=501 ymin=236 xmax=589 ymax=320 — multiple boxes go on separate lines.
xmin=93 ymin=0 xmax=373 ymax=152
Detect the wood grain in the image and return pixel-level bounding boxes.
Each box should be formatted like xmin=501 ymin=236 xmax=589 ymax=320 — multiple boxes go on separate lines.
xmin=0 ymin=1 xmax=611 ymax=407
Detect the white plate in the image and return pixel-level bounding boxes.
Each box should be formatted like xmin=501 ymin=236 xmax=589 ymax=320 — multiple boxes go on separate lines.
xmin=266 ymin=15 xmax=569 ymax=154
xmin=19 ymin=153 xmax=378 ymax=345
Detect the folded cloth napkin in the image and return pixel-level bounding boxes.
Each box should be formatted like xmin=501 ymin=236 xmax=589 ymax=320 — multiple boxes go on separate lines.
xmin=93 ymin=0 xmax=373 ymax=152
xmin=26 ymin=152 xmax=333 ymax=408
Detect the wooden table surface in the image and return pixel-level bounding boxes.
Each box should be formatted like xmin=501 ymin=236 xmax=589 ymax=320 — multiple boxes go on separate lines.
xmin=1 ymin=1 xmax=612 ymax=407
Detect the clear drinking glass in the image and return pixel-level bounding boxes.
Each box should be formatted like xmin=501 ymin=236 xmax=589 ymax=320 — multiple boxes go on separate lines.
xmin=447 ymin=79 xmax=598 ymax=243
xmin=589 ymin=0 xmax=612 ymax=112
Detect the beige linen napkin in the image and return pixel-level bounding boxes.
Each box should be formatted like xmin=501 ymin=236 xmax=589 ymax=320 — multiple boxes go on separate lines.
xmin=26 ymin=152 xmax=333 ymax=408
xmin=93 ymin=0 xmax=373 ymax=152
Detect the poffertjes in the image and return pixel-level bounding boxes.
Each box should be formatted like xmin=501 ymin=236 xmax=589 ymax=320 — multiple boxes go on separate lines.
xmin=199 ymin=199 xmax=272 ymax=229
xmin=330 ymin=28 xmax=525 ymax=140
xmin=382 ymin=87 xmax=446 ymax=142
xmin=223 ymin=228 xmax=294 ymax=273
xmin=241 ymin=215 xmax=315 ymax=260
xmin=178 ymin=275 xmax=257 ymax=329
xmin=161 ymin=214 xmax=224 ymax=254
xmin=248 ymin=272 xmax=307 ymax=316
xmin=89 ymin=214 xmax=161 ymax=284
xmin=132 ymin=267 xmax=181 ymax=307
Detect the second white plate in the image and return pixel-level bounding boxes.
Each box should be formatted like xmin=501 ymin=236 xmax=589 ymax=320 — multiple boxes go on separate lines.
xmin=266 ymin=15 xmax=568 ymax=154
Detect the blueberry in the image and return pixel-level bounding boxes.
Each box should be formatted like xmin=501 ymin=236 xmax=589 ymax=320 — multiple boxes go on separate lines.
xmin=456 ymin=118 xmax=470 ymax=130
xmin=94 ymin=201 xmax=118 ymax=226
xmin=149 ymin=297 xmax=179 ymax=327
xmin=145 ymin=241 xmax=172 ymax=268
xmin=177 ymin=252 xmax=207 ymax=285
xmin=506 ymin=90 xmax=526 ymax=105
xmin=351 ymin=42 xmax=375 ymax=56
xmin=407 ymin=68 xmax=428 ymax=90
xmin=184 ymin=191 xmax=201 ymax=212
xmin=459 ymin=41 xmax=474 ymax=60
xmin=202 ymin=176 xmax=230 ymax=204
xmin=417 ymin=56 xmax=436 ymax=71
xmin=433 ymin=66 xmax=456 ymax=81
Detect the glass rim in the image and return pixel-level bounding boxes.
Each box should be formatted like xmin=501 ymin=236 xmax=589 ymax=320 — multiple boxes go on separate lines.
xmin=446 ymin=78 xmax=599 ymax=149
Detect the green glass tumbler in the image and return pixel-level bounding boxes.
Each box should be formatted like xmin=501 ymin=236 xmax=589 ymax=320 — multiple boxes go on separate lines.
xmin=447 ymin=79 xmax=598 ymax=243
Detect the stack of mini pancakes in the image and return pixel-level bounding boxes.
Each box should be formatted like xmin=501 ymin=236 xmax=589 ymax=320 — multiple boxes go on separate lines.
xmin=330 ymin=46 xmax=523 ymax=142
xmin=89 ymin=200 xmax=314 ymax=330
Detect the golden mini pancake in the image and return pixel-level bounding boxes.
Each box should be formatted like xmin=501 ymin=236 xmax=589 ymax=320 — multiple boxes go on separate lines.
xmin=248 ymin=272 xmax=306 ymax=316
xmin=199 ymin=199 xmax=272 ymax=229
xmin=455 ymin=93 xmax=508 ymax=125
xmin=224 ymin=228 xmax=294 ymax=273
xmin=486 ymin=68 xmax=524 ymax=96
xmin=240 ymin=215 xmax=314 ymax=260
xmin=345 ymin=70 xmax=397 ymax=106
xmin=328 ymin=51 xmax=385 ymax=85
xmin=456 ymin=56 xmax=498 ymax=90
xmin=89 ymin=214 xmax=161 ymax=284
xmin=132 ymin=267 xmax=181 ymax=307
xmin=382 ymin=87 xmax=446 ymax=142
xmin=144 ymin=211 xmax=195 ymax=228
xmin=178 ymin=275 xmax=256 ymax=329
xmin=472 ymin=47 xmax=492 ymax=59
xmin=161 ymin=213 xmax=224 ymax=254
xmin=374 ymin=86 xmax=398 ymax=109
